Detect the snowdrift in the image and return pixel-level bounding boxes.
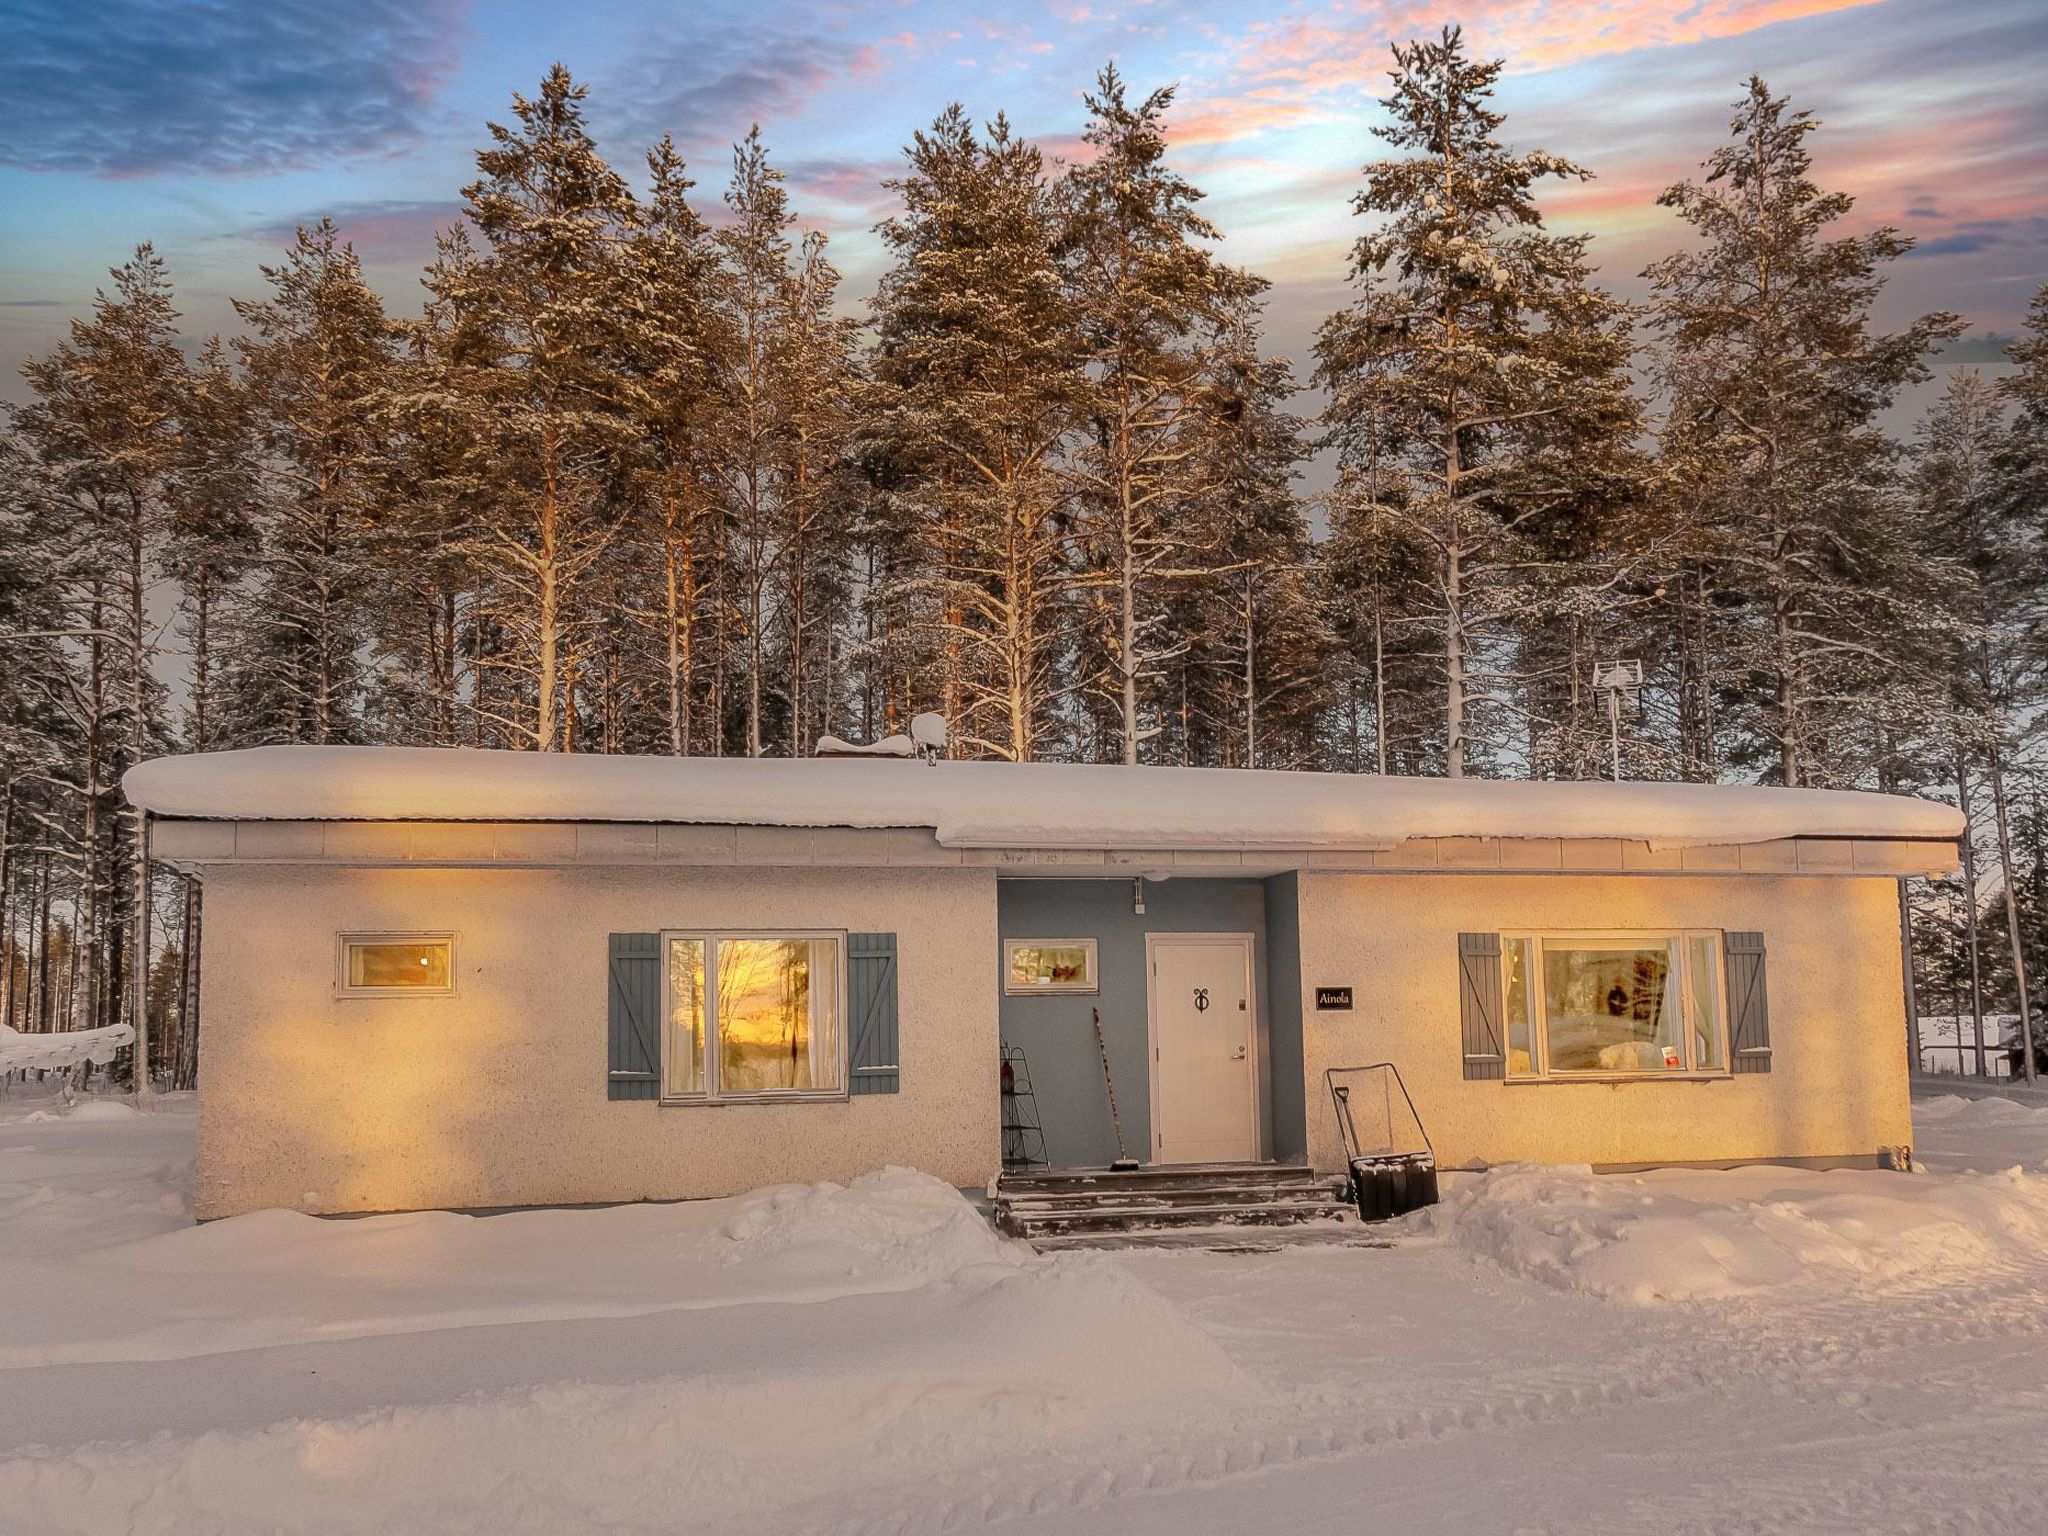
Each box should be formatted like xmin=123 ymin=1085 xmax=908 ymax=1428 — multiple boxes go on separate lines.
xmin=0 ymin=1150 xmax=1246 ymax=1536
xmin=1421 ymin=1159 xmax=2048 ymax=1305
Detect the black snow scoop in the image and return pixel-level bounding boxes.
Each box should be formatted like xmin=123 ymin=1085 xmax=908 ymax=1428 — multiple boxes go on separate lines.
xmin=1327 ymin=1064 xmax=1439 ymax=1220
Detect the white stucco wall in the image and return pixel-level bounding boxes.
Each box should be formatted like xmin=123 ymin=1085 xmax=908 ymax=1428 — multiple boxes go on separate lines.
xmin=1294 ymin=873 xmax=1914 ymax=1174
xmin=194 ymin=863 xmax=1000 ymax=1218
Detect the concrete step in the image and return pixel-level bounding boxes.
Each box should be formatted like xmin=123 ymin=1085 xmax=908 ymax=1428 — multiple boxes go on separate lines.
xmin=1026 ymin=1224 xmax=1392 ymax=1254
xmin=997 ymin=1162 xmax=1319 ymax=1194
xmin=999 ymin=1181 xmax=1342 ymax=1214
xmin=997 ymin=1195 xmax=1351 ymax=1238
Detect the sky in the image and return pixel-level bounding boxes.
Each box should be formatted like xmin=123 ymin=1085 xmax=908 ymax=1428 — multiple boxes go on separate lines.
xmin=3 ymin=0 xmax=2043 ymax=408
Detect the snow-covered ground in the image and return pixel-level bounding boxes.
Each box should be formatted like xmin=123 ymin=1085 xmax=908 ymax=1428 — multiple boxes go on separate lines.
xmin=3 ymin=1087 xmax=2046 ymax=1535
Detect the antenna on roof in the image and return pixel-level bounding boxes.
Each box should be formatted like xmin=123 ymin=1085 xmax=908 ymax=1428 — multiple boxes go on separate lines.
xmin=1591 ymin=659 xmax=1643 ymax=782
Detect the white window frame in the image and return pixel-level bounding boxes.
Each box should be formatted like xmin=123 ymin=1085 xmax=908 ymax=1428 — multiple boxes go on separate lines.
xmin=335 ymin=932 xmax=456 ymax=999
xmin=660 ymin=930 xmax=850 ymax=1104
xmin=1002 ymin=937 xmax=1100 ymax=996
xmin=1502 ymin=928 xmax=1731 ymax=1081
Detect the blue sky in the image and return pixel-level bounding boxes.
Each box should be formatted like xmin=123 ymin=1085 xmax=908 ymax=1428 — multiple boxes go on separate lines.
xmin=3 ymin=0 xmax=2043 ymax=402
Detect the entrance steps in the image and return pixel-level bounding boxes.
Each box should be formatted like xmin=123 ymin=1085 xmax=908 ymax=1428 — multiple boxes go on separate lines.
xmin=992 ymin=1162 xmax=1361 ymax=1249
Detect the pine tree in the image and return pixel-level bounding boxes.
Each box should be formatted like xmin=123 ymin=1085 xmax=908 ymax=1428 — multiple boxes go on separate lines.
xmin=164 ymin=336 xmax=258 ymax=754
xmin=13 ymin=245 xmax=187 ymax=1085
xmin=770 ymin=229 xmax=861 ymax=757
xmin=1160 ymin=339 xmax=1326 ymax=768
xmin=872 ymin=107 xmax=1086 ymax=760
xmin=618 ymin=136 xmax=722 ymax=755
xmin=224 ymin=220 xmax=398 ymax=746
xmin=699 ymin=131 xmax=860 ymax=758
xmin=1645 ymin=78 xmax=1962 ymax=788
xmin=420 ymin=65 xmax=641 ymax=751
xmin=1313 ymin=28 xmax=1638 ymax=779
xmin=1060 ymin=66 xmax=1264 ymax=764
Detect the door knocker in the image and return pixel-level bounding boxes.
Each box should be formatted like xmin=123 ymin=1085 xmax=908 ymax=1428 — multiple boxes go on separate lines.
xmin=1193 ymin=987 xmax=1210 ymax=1012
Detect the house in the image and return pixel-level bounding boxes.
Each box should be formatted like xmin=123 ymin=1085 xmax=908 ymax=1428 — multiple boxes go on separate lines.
xmin=123 ymin=746 xmax=1963 ymax=1220
xmin=1915 ymin=1014 xmax=2021 ymax=1079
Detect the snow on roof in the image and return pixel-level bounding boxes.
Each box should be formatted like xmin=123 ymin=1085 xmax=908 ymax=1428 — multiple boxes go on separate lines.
xmin=122 ymin=745 xmax=1964 ymax=851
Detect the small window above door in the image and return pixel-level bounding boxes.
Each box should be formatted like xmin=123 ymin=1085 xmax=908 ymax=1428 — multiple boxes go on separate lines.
xmin=1004 ymin=938 xmax=1099 ymax=996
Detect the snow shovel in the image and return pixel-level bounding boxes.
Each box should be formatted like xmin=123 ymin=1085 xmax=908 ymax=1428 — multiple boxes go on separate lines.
xmin=1093 ymin=1007 xmax=1141 ymax=1170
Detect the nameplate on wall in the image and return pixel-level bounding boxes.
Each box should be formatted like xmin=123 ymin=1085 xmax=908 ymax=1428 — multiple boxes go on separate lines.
xmin=1315 ymin=987 xmax=1353 ymax=1011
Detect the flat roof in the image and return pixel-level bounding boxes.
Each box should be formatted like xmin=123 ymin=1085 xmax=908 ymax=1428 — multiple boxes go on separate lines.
xmin=122 ymin=746 xmax=1965 ymax=852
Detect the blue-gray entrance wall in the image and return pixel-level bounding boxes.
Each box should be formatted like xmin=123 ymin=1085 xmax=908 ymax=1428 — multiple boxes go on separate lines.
xmin=997 ymin=878 xmax=1306 ymax=1169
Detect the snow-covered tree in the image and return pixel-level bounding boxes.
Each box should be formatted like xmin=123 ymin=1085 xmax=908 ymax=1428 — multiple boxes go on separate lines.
xmin=420 ymin=65 xmax=641 ymax=752
xmin=618 ymin=136 xmax=722 ymax=756
xmin=872 ymin=106 xmax=1086 ymax=760
xmin=1645 ymin=78 xmax=1962 ymax=788
xmin=222 ymin=221 xmax=398 ymax=746
xmin=1060 ymin=66 xmax=1265 ymax=764
xmin=1313 ymin=27 xmax=1638 ymax=779
xmin=13 ymin=245 xmax=187 ymax=1081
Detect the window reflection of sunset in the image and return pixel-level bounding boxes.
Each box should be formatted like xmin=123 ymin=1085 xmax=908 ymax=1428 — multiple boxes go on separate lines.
xmin=718 ymin=939 xmax=817 ymax=1093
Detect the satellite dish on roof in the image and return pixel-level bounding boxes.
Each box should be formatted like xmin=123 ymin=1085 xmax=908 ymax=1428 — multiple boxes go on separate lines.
xmin=1590 ymin=658 xmax=1644 ymax=782
xmin=909 ymin=712 xmax=948 ymax=763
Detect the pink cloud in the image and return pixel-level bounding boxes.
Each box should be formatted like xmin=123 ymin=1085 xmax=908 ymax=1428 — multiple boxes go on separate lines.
xmin=1229 ymin=0 xmax=1885 ymax=93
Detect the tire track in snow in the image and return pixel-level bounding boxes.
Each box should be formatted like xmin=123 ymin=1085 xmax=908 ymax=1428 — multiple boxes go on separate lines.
xmin=805 ymin=1248 xmax=2048 ymax=1536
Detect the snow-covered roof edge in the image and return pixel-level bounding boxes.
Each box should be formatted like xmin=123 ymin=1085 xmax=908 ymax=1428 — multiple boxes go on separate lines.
xmin=122 ymin=746 xmax=1965 ymax=852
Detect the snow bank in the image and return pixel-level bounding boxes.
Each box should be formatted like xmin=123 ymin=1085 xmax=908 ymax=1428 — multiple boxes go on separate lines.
xmin=123 ymin=744 xmax=1965 ymax=850
xmin=1420 ymin=1160 xmax=2048 ymax=1305
xmin=2 ymin=1166 xmax=1030 ymax=1369
xmin=0 ymin=1122 xmax=1247 ymax=1536
xmin=1912 ymin=1093 xmax=2046 ymax=1129
xmin=0 ymin=1254 xmax=1244 ymax=1536
xmin=1913 ymin=1091 xmax=2048 ymax=1175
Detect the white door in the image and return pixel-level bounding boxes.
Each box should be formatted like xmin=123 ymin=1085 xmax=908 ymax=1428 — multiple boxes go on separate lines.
xmin=1149 ymin=936 xmax=1258 ymax=1164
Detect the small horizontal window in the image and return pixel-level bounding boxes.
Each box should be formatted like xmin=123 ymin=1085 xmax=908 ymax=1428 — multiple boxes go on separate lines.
xmin=1003 ymin=938 xmax=1099 ymax=996
xmin=339 ymin=934 xmax=454 ymax=997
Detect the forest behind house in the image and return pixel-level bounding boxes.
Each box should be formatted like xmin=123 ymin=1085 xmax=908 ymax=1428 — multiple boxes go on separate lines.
xmin=3 ymin=31 xmax=2044 ymax=1086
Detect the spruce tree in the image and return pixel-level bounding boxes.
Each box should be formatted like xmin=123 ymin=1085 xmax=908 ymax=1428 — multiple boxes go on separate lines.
xmin=421 ymin=65 xmax=640 ymax=751
xmin=1313 ymin=28 xmax=1637 ymax=779
xmin=165 ymin=336 xmax=258 ymax=753
xmin=872 ymin=106 xmax=1085 ymax=760
xmin=1060 ymin=65 xmax=1263 ymax=764
xmin=619 ymin=136 xmax=722 ymax=755
xmin=1645 ymin=78 xmax=1962 ymax=787
xmin=225 ymin=220 xmax=398 ymax=746
xmin=14 ymin=245 xmax=187 ymax=1084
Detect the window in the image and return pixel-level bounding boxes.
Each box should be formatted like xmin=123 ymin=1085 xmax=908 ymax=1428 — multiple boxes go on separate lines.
xmin=338 ymin=934 xmax=454 ymax=997
xmin=663 ymin=933 xmax=846 ymax=1100
xmin=1003 ymin=938 xmax=1099 ymax=996
xmin=1502 ymin=931 xmax=1727 ymax=1078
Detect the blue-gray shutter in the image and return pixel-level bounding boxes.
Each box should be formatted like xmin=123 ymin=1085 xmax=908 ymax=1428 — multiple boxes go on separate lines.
xmin=847 ymin=932 xmax=900 ymax=1095
xmin=1726 ymin=931 xmax=1772 ymax=1074
xmin=607 ymin=933 xmax=661 ymax=1100
xmin=1458 ymin=932 xmax=1506 ymax=1080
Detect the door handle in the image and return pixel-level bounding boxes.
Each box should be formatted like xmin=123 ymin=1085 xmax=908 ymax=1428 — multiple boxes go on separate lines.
xmin=1231 ymin=1046 xmax=1247 ymax=1061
